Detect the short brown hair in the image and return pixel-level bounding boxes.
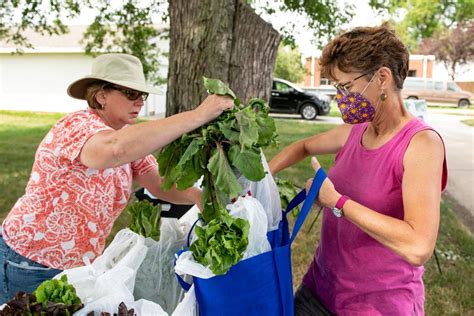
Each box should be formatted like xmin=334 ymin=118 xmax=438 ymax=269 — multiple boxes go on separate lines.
xmin=84 ymin=81 xmax=109 ymax=109
xmin=319 ymin=24 xmax=409 ymax=90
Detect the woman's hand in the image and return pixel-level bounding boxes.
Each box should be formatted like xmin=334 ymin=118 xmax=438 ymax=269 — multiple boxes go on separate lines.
xmin=306 ymin=157 xmax=341 ymax=208
xmin=193 ymin=95 xmax=234 ymax=123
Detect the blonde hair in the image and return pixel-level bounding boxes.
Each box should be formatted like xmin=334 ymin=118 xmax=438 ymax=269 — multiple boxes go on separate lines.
xmin=84 ymin=81 xmax=109 ymax=109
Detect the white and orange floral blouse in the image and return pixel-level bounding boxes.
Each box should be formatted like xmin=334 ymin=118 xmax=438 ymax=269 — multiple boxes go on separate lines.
xmin=2 ymin=109 xmax=157 ymax=269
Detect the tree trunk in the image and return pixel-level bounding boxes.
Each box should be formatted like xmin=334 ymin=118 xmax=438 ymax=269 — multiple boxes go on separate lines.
xmin=166 ymin=0 xmax=281 ymax=116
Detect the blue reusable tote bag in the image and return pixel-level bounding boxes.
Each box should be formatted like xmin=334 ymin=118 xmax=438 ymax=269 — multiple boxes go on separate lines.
xmin=177 ymin=168 xmax=327 ymax=316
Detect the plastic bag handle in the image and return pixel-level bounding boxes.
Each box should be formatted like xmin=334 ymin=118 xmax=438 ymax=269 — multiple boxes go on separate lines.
xmin=174 ymin=249 xmax=193 ymax=292
xmin=290 ymin=168 xmax=326 ymax=243
xmin=174 ymin=218 xmax=201 ymax=292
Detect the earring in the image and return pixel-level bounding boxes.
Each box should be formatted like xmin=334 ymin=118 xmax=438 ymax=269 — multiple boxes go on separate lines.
xmin=380 ymin=91 xmax=387 ymax=101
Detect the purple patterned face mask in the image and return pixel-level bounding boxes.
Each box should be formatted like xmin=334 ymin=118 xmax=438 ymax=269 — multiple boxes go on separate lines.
xmin=335 ymin=75 xmax=376 ymax=124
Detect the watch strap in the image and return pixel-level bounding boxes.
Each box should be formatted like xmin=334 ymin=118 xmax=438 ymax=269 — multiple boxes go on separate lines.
xmin=335 ymin=195 xmax=350 ymax=210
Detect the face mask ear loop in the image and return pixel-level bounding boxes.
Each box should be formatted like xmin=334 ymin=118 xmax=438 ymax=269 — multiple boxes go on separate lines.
xmin=360 ymin=73 xmax=376 ymax=95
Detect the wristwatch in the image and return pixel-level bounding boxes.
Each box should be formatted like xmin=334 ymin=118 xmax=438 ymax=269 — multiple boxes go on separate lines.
xmin=332 ymin=195 xmax=350 ymax=218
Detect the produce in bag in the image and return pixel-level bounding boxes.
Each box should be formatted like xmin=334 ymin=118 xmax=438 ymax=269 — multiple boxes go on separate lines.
xmin=159 ymin=77 xmax=277 ymax=275
xmin=125 ymin=200 xmax=189 ymax=313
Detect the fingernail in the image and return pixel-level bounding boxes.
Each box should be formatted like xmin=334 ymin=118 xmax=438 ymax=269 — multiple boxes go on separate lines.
xmin=311 ymin=156 xmax=317 ymax=163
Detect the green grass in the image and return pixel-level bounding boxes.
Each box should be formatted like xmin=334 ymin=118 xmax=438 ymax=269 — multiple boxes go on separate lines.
xmin=428 ymin=104 xmax=474 ymax=110
xmin=461 ymin=119 xmax=474 ymax=127
xmin=328 ymin=100 xmax=341 ymax=117
xmin=0 ymin=110 xmax=473 ymax=314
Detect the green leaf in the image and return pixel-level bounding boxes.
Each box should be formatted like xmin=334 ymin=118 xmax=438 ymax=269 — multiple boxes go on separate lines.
xmin=276 ymin=178 xmax=301 ymax=216
xmin=177 ymin=137 xmax=204 ymax=168
xmin=207 ymin=145 xmax=242 ymax=198
xmin=158 ymin=141 xmax=182 ymax=190
xmin=235 ymin=107 xmax=259 ymax=149
xmin=228 ymin=145 xmax=265 ymax=181
xmin=126 ymin=200 xmax=161 ymax=241
xmin=190 ymin=213 xmax=249 ymax=275
xmin=203 ymin=76 xmax=236 ymax=99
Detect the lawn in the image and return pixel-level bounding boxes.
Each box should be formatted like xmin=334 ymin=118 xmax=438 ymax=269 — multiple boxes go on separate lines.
xmin=461 ymin=119 xmax=474 ymax=127
xmin=0 ymin=110 xmax=473 ymax=314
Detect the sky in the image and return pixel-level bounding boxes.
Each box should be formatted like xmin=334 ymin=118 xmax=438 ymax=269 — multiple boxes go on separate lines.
xmin=66 ymin=0 xmax=384 ymax=57
xmin=257 ymin=0 xmax=385 ymax=56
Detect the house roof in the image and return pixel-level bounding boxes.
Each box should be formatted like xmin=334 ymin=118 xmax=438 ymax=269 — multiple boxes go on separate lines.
xmin=0 ymin=24 xmax=168 ymax=54
xmin=0 ymin=25 xmax=87 ymax=53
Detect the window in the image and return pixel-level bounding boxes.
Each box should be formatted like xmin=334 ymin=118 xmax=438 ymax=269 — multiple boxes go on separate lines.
xmin=447 ymin=82 xmax=460 ymax=91
xmin=320 ymin=78 xmax=331 ymax=85
xmin=404 ymin=79 xmax=425 ymax=89
xmin=407 ymin=70 xmax=417 ymax=77
xmin=434 ymin=82 xmax=443 ymax=90
xmin=275 ymin=82 xmax=291 ymax=92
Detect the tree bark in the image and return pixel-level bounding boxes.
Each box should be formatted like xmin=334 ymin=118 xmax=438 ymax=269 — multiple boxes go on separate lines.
xmin=166 ymin=0 xmax=281 ymax=116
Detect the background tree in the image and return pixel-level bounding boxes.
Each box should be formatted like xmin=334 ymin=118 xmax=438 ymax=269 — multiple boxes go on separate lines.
xmin=418 ymin=21 xmax=474 ymax=80
xmin=273 ymin=43 xmax=306 ymax=83
xmin=1 ymin=0 xmax=353 ymax=115
xmin=370 ymin=0 xmax=474 ymax=52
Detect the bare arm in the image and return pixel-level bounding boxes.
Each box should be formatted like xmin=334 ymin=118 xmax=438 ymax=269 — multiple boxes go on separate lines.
xmin=268 ymin=123 xmax=352 ymax=175
xmin=309 ymin=130 xmax=445 ymax=266
xmin=134 ymin=168 xmax=202 ymax=210
xmin=80 ymin=95 xmax=233 ymax=169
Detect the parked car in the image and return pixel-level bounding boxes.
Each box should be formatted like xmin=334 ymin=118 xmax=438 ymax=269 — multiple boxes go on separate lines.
xmin=402 ymin=78 xmax=472 ymax=107
xmin=270 ymin=78 xmax=331 ymax=120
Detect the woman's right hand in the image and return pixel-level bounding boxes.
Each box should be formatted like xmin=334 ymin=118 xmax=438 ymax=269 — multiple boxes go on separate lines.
xmin=193 ymin=95 xmax=234 ymax=123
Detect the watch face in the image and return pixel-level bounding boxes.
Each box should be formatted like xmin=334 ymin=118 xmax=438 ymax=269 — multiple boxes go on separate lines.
xmin=332 ymin=207 xmax=343 ymax=218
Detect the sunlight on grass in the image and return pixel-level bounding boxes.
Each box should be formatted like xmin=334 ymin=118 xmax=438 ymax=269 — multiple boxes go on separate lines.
xmin=461 ymin=119 xmax=474 ymax=126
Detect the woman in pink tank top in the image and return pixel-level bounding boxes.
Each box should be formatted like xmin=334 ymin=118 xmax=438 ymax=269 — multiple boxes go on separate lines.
xmin=270 ymin=24 xmax=447 ymax=316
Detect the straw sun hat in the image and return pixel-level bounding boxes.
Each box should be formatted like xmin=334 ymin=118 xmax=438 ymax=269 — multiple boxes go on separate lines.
xmin=67 ymin=53 xmax=161 ymax=100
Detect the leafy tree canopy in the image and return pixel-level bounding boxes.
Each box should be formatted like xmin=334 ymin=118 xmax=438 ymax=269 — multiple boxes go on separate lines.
xmin=273 ymin=43 xmax=306 ymax=83
xmin=1 ymin=0 xmax=354 ymax=83
xmin=370 ymin=0 xmax=474 ymax=51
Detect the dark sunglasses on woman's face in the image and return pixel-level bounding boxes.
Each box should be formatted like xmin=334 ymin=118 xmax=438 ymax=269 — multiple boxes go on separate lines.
xmin=105 ymin=85 xmax=149 ymax=101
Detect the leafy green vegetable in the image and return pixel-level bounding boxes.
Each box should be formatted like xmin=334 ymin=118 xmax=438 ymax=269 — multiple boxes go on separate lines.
xmin=189 ymin=213 xmax=250 ymax=275
xmin=126 ymin=200 xmax=162 ymax=241
xmin=1 ymin=291 xmax=83 ymax=316
xmin=158 ymin=78 xmax=277 ymax=275
xmin=158 ymin=77 xmax=277 ymax=223
xmin=34 ymin=275 xmax=82 ymax=307
xmin=276 ymin=178 xmax=301 ymax=216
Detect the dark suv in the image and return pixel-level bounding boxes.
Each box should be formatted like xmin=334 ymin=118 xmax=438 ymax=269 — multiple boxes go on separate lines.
xmin=270 ymin=78 xmax=331 ymax=120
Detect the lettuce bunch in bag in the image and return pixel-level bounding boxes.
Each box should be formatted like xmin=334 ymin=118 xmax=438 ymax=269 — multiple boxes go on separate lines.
xmin=159 ymin=78 xmax=277 ymax=274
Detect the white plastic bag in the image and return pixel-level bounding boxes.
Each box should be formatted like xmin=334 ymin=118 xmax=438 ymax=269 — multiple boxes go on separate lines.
xmin=238 ymin=151 xmax=282 ymax=231
xmin=133 ymin=218 xmax=189 ymax=314
xmin=55 ymin=229 xmax=148 ymax=315
xmin=227 ymin=195 xmax=272 ymax=259
xmin=172 ymin=285 xmax=198 ymax=316
xmin=56 ymin=229 xmax=147 ymax=302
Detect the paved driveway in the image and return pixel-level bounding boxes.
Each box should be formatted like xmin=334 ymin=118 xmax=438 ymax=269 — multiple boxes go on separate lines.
xmin=426 ymin=113 xmax=474 ymax=230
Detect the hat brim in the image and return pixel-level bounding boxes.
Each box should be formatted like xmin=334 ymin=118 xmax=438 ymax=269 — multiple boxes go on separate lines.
xmin=67 ymin=76 xmax=163 ymax=100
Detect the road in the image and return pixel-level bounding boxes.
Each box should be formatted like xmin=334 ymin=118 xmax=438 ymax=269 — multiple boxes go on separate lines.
xmin=426 ymin=113 xmax=474 ymax=230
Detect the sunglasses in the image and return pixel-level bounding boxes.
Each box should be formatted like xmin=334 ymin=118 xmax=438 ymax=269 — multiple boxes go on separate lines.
xmin=333 ymin=71 xmax=373 ymax=96
xmin=105 ymin=85 xmax=149 ymax=101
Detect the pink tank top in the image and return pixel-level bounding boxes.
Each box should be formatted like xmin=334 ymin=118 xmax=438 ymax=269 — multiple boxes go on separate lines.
xmin=302 ymin=118 xmax=447 ymax=315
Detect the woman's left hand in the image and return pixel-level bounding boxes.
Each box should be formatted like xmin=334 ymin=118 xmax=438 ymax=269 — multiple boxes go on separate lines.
xmin=306 ymin=157 xmax=341 ymax=208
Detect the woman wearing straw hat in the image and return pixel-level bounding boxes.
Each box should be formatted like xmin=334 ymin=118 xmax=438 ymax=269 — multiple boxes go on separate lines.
xmin=0 ymin=53 xmax=233 ymax=302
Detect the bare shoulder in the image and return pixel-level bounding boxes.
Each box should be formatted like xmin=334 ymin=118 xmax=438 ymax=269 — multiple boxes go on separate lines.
xmin=405 ymin=129 xmax=444 ymax=165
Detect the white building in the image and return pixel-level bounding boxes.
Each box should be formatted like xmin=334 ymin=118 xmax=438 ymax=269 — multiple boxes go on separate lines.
xmin=0 ymin=25 xmax=168 ymax=116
